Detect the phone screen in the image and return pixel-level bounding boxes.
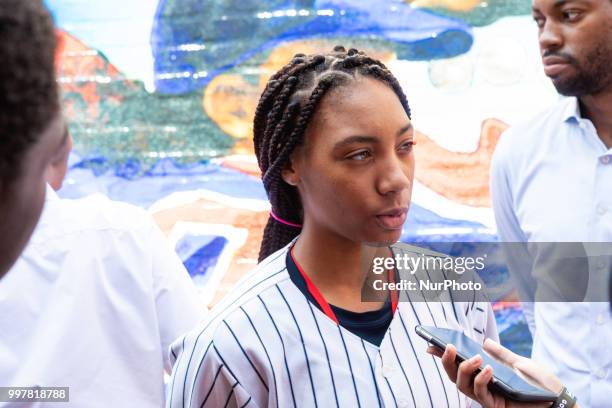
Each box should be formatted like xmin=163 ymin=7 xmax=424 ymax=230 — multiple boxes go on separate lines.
xmin=415 ymin=325 xmax=558 ymax=403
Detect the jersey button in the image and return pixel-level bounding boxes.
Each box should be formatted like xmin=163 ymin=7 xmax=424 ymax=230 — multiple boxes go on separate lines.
xmin=595 ymin=369 xmax=606 ymax=380
xmin=397 ymin=397 xmax=410 ymax=408
xmin=383 ymin=363 xmax=396 ymax=378
xmin=597 ymin=204 xmax=607 ymax=216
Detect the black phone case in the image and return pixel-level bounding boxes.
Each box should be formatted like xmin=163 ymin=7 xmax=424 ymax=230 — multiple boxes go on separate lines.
xmin=415 ymin=325 xmax=558 ymax=403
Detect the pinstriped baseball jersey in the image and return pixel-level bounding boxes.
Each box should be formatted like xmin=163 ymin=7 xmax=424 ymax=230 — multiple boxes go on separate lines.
xmin=167 ymin=241 xmax=499 ymax=408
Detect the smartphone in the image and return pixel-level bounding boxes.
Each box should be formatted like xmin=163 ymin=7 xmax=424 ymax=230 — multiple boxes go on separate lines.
xmin=415 ymin=325 xmax=558 ymax=403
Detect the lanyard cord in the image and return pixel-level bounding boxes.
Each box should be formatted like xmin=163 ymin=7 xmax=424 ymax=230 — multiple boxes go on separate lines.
xmin=290 ymin=247 xmax=398 ymax=325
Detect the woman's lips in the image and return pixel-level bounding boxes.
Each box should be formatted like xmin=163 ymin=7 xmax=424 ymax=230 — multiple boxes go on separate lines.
xmin=375 ymin=209 xmax=408 ymax=230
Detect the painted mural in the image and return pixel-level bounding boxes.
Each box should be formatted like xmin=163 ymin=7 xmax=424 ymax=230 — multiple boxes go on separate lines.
xmin=46 ymin=0 xmax=559 ymax=357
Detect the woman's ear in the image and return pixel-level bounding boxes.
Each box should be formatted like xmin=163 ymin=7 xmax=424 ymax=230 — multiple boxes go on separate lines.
xmin=281 ymin=150 xmax=302 ymax=186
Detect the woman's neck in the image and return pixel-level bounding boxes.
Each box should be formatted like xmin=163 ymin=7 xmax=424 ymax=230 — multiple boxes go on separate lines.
xmin=292 ymin=224 xmax=390 ymax=312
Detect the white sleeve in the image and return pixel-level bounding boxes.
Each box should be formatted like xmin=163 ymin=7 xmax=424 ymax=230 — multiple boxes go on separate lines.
xmin=147 ymin=220 xmax=206 ymax=373
xmin=489 ymin=134 xmax=536 ymax=336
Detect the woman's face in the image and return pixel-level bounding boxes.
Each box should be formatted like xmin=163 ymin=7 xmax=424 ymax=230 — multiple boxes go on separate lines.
xmin=284 ymin=77 xmax=414 ymax=244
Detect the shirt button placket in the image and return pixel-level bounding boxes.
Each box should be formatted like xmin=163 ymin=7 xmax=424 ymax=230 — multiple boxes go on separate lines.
xmin=597 ymin=204 xmax=607 ymax=216
xmin=397 ymin=396 xmax=411 ymax=408
xmin=383 ymin=362 xmax=396 ymax=378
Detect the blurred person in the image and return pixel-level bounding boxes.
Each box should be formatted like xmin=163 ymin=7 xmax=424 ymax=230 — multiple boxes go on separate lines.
xmin=0 ymin=2 xmax=204 ymax=406
xmin=489 ymin=0 xmax=612 ymax=406
xmin=1 ymin=129 xmax=205 ymax=407
xmin=0 ymin=0 xmax=65 ymax=277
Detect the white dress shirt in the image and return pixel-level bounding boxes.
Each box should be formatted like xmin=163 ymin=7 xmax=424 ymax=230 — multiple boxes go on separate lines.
xmin=0 ymin=186 xmax=204 ymax=407
xmin=490 ymin=97 xmax=612 ymax=408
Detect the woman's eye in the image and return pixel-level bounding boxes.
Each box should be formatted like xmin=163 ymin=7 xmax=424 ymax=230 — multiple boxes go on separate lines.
xmin=347 ymin=150 xmax=372 ymax=161
xmin=398 ymin=140 xmax=414 ymax=152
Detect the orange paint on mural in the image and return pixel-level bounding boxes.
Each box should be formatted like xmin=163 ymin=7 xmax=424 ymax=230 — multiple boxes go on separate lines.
xmin=55 ymin=29 xmax=125 ymax=118
xmin=204 ymin=74 xmax=259 ymax=140
xmin=414 ymin=118 xmax=507 ymax=207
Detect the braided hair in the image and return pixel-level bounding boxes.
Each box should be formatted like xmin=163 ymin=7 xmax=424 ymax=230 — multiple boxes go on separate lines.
xmin=254 ymin=46 xmax=411 ymax=262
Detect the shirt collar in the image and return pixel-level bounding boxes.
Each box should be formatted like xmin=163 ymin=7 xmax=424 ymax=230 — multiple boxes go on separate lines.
xmin=562 ymin=97 xmax=581 ymax=123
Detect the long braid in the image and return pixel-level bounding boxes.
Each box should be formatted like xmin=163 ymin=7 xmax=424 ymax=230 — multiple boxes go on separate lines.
xmin=254 ymin=46 xmax=412 ymax=262
xmin=263 ymin=77 xmax=335 ymax=188
xmin=253 ymin=57 xmax=305 ymax=158
xmin=254 ymin=55 xmax=321 ymax=158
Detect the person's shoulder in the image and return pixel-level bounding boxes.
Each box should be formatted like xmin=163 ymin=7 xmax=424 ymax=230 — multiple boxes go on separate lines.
xmin=62 ymin=193 xmax=153 ymax=231
xmin=391 ymin=242 xmax=488 ymax=295
xmin=495 ymin=97 xmax=572 ymax=160
xmin=32 ymin=193 xmax=156 ymax=246
xmin=391 ymin=242 xmax=447 ymax=259
xmin=214 ymin=246 xmax=289 ymax=314
xmin=169 ymin=251 xmax=291 ymax=381
xmin=176 ymin=245 xmax=291 ymax=347
xmin=503 ymin=97 xmax=571 ymax=137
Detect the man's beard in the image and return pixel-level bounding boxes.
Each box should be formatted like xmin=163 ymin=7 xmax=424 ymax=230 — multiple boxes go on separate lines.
xmin=551 ymin=40 xmax=612 ymax=97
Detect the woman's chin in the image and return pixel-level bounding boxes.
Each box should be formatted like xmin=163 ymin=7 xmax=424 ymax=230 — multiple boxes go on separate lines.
xmin=361 ymin=230 xmax=402 ymax=246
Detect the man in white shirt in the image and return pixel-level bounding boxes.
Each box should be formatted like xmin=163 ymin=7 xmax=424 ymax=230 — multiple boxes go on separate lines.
xmin=1 ymin=83 xmax=204 ymax=408
xmin=490 ymin=0 xmax=612 ymax=406
xmin=2 ymin=133 xmax=205 ymax=407
xmin=0 ymin=0 xmax=68 ymax=278
xmin=0 ymin=183 xmax=205 ymax=407
xmin=0 ymin=2 xmax=205 ymax=405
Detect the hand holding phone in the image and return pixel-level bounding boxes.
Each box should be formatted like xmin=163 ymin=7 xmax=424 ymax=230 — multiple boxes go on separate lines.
xmin=415 ymin=326 xmax=573 ymax=408
xmin=479 ymin=337 xmax=564 ymax=398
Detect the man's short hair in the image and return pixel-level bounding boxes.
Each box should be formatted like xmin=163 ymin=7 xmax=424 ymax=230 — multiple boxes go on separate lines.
xmin=0 ymin=0 xmax=59 ymax=182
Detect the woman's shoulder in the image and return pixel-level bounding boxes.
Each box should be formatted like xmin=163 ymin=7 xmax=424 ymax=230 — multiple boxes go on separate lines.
xmin=220 ymin=245 xmax=290 ymax=305
xmin=390 ymin=242 xmax=488 ymax=290
xmin=168 ymin=247 xmax=292 ymax=371
xmin=187 ymin=246 xmax=290 ymax=328
xmin=206 ymin=246 xmax=291 ymax=328
xmin=390 ymin=242 xmax=497 ymax=340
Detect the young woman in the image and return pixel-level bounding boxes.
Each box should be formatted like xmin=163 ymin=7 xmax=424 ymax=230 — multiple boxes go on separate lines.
xmin=167 ymin=46 xmax=498 ymax=408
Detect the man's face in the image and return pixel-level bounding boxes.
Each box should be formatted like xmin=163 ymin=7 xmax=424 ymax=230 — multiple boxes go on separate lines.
xmin=532 ymin=0 xmax=612 ymax=96
xmin=0 ymin=114 xmax=67 ymax=278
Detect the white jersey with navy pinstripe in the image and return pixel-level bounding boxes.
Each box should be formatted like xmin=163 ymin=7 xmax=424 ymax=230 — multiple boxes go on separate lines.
xmin=167 ymin=241 xmax=499 ymax=408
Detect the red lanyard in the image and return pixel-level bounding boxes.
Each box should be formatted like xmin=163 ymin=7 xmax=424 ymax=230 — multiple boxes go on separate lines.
xmin=290 ymin=247 xmax=398 ymax=325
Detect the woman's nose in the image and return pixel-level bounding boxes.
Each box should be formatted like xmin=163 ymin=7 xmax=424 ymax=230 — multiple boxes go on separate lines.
xmin=376 ymin=155 xmax=413 ymax=196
